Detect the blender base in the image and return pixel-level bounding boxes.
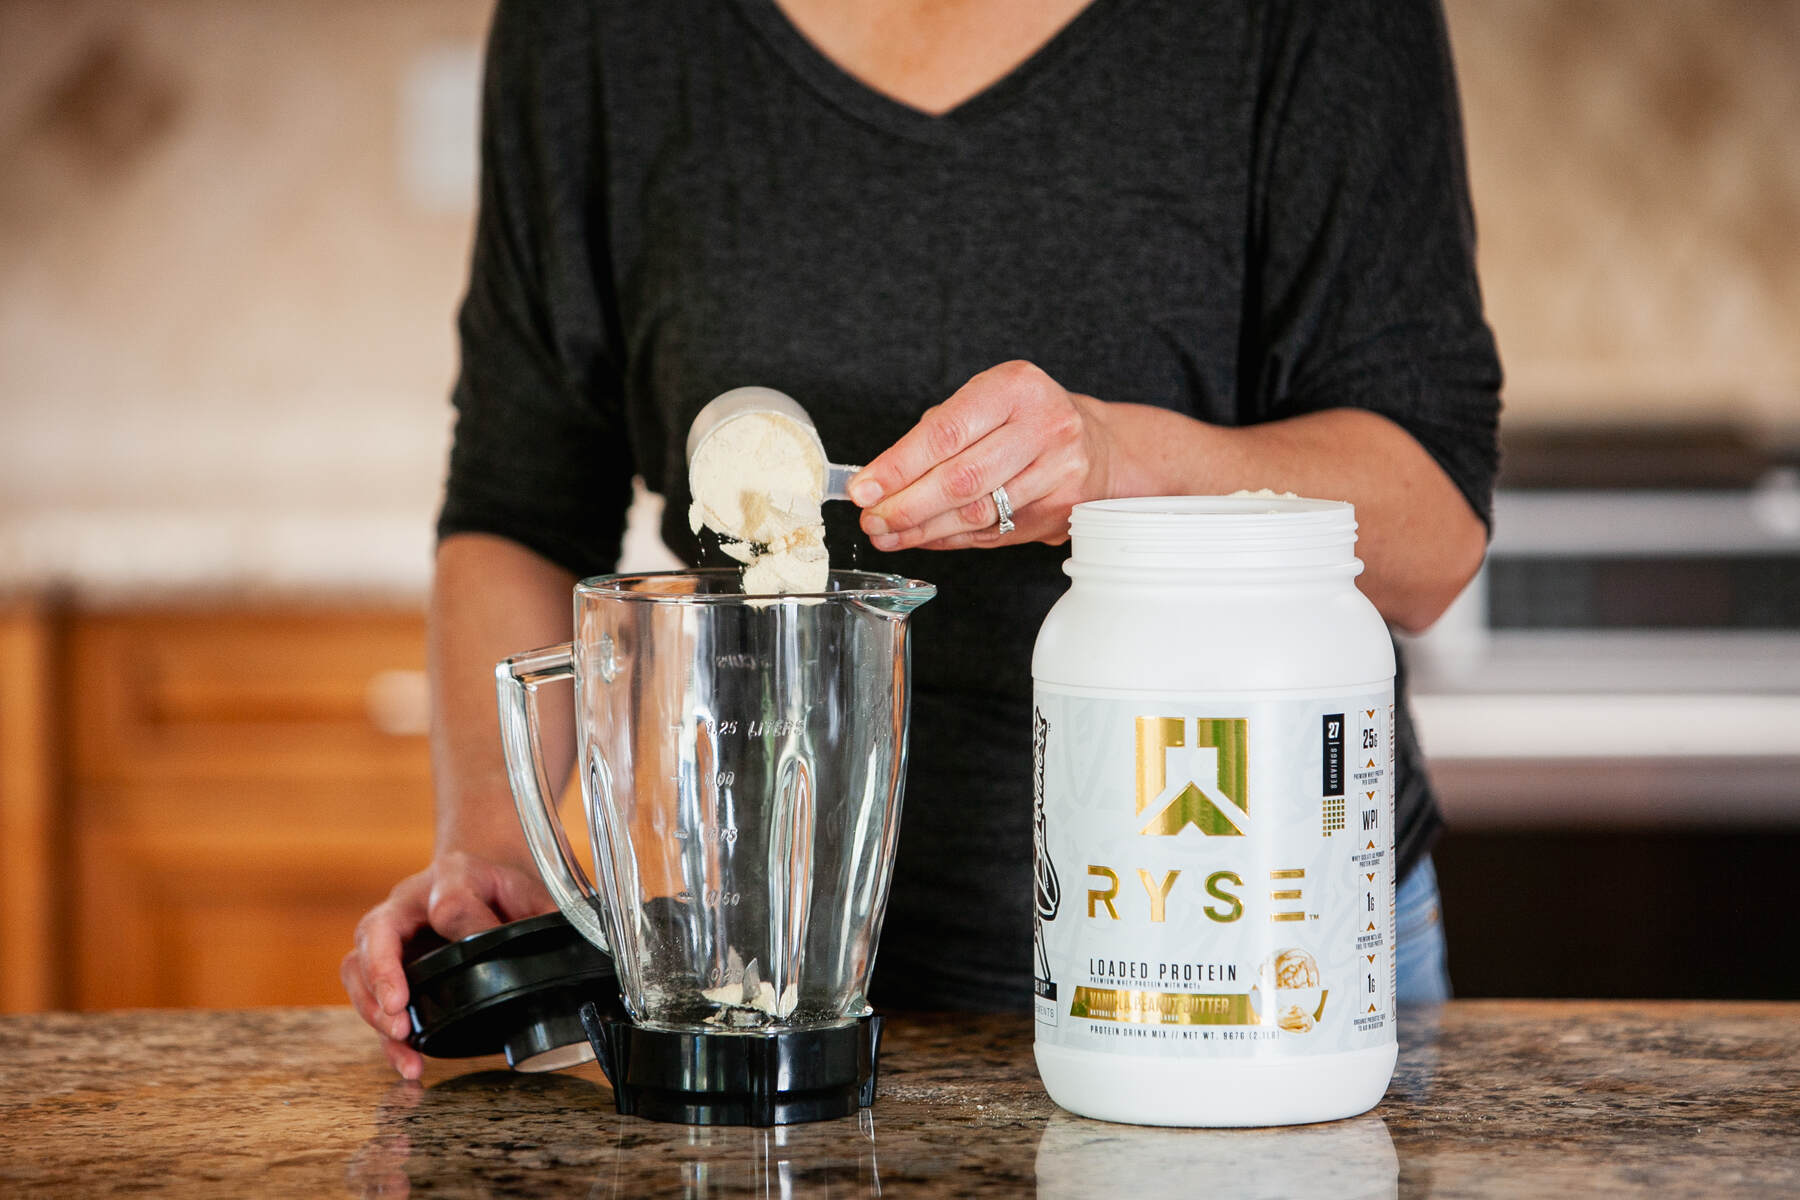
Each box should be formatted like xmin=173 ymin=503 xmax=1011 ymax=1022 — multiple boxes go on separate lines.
xmin=579 ymin=1003 xmax=884 ymax=1126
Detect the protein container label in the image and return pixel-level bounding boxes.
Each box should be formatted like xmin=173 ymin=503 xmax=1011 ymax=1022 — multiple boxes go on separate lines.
xmin=1032 ymin=684 xmax=1396 ymax=1058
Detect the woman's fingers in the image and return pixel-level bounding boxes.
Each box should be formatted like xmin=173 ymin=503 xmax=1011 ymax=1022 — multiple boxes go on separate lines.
xmin=343 ymin=947 xmax=424 ymax=1080
xmin=423 ymin=852 xmax=552 ymax=941
xmin=848 ymin=368 xmax=1018 ymax=510
xmin=425 ymin=876 xmax=505 ymax=943
xmin=854 ymin=361 xmax=1105 ymax=550
xmin=905 ymin=455 xmax=1075 ymax=549
xmin=881 ymin=452 xmax=1054 ymax=548
xmin=344 ymin=855 xmax=556 ymax=1078
xmin=864 ymin=426 xmax=1039 ymax=549
xmin=487 ymin=856 xmax=557 ymax=924
xmin=354 ymin=874 xmax=432 ymax=1036
xmin=341 ymin=947 xmax=390 ymax=1034
xmin=384 ymin=1037 xmax=426 ymax=1082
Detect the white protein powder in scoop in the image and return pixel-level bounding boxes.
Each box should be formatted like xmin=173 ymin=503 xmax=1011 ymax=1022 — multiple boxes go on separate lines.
xmin=687 ymin=411 xmax=829 ymax=594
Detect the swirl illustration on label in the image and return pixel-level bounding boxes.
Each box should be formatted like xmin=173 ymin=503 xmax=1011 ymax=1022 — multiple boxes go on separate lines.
xmin=1032 ymin=707 xmax=1063 ymax=1025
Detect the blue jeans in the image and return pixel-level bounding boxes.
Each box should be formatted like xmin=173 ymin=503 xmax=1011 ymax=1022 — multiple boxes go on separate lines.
xmin=1395 ymin=856 xmax=1451 ymax=1004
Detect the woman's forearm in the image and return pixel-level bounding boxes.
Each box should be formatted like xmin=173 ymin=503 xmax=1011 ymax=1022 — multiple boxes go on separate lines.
xmin=855 ymin=361 xmax=1489 ymax=634
xmin=1095 ymin=402 xmax=1487 ymax=634
xmin=428 ymin=533 xmax=579 ymax=860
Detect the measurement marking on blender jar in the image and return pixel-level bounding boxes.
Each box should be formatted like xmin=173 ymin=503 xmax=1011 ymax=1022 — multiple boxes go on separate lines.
xmin=714 ymin=653 xmax=760 ymax=669
xmin=675 ymin=889 xmax=743 ymax=906
xmin=673 ymin=825 xmax=740 ymax=843
xmin=699 ymin=717 xmax=808 ymax=737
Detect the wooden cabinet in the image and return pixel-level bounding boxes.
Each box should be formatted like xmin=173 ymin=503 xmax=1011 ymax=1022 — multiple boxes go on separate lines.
xmin=0 ymin=599 xmax=59 ymax=1011
xmin=2 ymin=603 xmax=438 ymax=1010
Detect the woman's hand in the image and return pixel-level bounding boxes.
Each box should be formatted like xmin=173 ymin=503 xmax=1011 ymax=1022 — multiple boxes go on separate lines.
xmin=340 ymin=851 xmax=553 ymax=1079
xmin=843 ymin=363 xmax=1488 ymax=631
xmin=849 ymin=360 xmax=1115 ymax=550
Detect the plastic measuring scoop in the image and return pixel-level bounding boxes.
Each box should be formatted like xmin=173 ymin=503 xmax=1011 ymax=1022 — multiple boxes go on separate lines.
xmin=686 ymin=386 xmax=862 ymax=502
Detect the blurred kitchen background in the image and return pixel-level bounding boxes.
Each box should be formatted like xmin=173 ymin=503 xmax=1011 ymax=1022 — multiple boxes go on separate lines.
xmin=1 ymin=0 xmax=1795 ymax=1012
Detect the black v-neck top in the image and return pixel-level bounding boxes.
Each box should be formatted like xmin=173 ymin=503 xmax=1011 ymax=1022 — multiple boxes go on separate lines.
xmin=439 ymin=0 xmax=1501 ymax=1010
xmin=730 ymin=0 xmax=1138 ymax=134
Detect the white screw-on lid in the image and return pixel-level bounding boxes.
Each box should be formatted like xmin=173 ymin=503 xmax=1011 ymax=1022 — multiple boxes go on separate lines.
xmin=1068 ymin=496 xmax=1360 ymax=570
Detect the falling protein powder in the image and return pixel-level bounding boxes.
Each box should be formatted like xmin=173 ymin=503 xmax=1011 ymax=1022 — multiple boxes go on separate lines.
xmin=688 ymin=411 xmax=830 ymax=594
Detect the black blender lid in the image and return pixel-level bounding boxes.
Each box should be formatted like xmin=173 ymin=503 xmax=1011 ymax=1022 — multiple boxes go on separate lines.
xmin=403 ymin=912 xmax=622 ymax=1072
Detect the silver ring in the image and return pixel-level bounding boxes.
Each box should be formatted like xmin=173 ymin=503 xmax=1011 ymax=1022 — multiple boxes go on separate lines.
xmin=992 ymin=485 xmax=1016 ymax=535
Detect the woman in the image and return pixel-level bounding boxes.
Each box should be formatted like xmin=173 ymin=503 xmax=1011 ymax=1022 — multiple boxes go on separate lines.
xmin=344 ymin=0 xmax=1498 ymax=1078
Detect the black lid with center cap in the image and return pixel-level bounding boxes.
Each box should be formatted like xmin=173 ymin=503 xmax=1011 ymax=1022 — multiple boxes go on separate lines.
xmin=403 ymin=913 xmax=624 ymax=1073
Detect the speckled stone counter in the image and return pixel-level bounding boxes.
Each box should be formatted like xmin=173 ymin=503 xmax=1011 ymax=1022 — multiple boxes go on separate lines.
xmin=2 ymin=1002 xmax=1796 ymax=1197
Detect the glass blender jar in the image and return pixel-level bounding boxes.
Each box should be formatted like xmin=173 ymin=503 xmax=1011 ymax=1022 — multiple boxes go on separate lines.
xmin=497 ymin=568 xmax=935 ymax=1124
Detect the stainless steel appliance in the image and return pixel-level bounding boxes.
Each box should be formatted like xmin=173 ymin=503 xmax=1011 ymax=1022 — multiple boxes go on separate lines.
xmin=1408 ymin=465 xmax=1800 ymax=825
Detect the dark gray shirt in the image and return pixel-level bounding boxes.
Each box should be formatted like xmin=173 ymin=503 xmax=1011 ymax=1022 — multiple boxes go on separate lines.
xmin=439 ymin=0 xmax=1502 ymax=1009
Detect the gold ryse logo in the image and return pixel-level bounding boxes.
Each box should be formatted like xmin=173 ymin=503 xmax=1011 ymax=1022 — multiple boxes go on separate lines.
xmin=1136 ymin=717 xmax=1249 ymax=837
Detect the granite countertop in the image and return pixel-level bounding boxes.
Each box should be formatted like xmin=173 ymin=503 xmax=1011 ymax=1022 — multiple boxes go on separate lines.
xmin=2 ymin=1002 xmax=1796 ymax=1197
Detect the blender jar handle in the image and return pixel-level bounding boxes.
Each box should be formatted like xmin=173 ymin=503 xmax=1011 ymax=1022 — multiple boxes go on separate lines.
xmin=495 ymin=642 xmax=611 ymax=954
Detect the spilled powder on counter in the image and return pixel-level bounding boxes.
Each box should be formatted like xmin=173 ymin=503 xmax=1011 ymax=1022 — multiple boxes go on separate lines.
xmin=688 ymin=411 xmax=829 ymax=594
